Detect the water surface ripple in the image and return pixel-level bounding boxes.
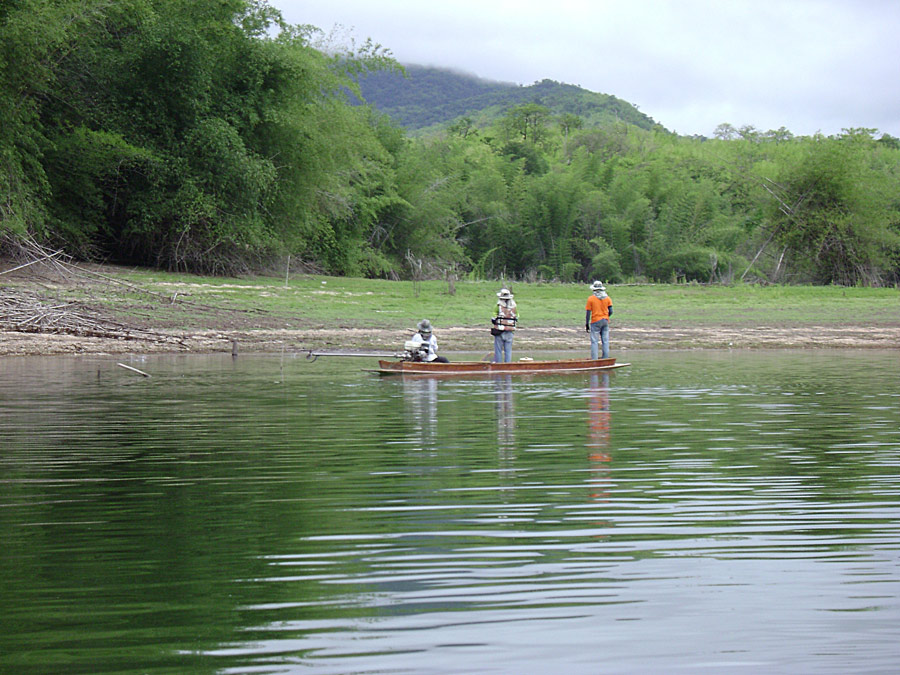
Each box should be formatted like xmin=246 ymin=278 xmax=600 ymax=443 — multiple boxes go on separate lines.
xmin=1 ymin=350 xmax=898 ymax=674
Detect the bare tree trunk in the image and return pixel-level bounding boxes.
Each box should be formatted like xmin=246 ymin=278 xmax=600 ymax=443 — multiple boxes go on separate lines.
xmin=773 ymin=246 xmax=787 ymax=281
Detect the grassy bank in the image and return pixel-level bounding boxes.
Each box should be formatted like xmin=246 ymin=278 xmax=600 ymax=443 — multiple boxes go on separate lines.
xmin=94 ymin=269 xmax=900 ymax=331
xmin=2 ymin=262 xmax=899 ymax=355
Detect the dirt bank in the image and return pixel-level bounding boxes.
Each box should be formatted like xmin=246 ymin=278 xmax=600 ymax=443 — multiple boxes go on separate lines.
xmin=1 ymin=323 xmax=897 ymax=357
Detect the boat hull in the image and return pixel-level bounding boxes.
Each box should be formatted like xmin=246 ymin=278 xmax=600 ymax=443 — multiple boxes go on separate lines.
xmin=373 ymin=357 xmax=628 ymax=376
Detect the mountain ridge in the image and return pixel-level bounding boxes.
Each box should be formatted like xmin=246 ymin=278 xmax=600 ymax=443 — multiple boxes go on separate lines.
xmin=356 ymin=64 xmax=668 ymax=134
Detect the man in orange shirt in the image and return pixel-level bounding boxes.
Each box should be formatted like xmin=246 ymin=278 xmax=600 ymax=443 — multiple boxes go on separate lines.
xmin=585 ymin=281 xmax=613 ymax=359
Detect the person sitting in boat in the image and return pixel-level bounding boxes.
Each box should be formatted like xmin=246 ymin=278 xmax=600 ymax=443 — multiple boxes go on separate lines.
xmin=492 ymin=287 xmax=518 ymax=363
xmin=409 ymin=319 xmax=449 ymax=363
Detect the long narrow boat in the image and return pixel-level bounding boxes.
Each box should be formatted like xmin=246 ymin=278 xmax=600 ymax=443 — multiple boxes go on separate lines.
xmin=372 ymin=356 xmax=628 ymax=376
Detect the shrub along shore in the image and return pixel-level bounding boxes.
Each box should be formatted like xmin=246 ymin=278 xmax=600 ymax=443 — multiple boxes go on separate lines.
xmin=1 ymin=261 xmax=899 ymax=357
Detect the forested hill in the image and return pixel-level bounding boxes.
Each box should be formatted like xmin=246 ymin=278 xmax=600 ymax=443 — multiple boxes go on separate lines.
xmin=357 ymin=65 xmax=666 ymax=133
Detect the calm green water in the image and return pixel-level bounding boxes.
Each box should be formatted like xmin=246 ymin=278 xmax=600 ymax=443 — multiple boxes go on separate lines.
xmin=1 ymin=350 xmax=898 ymax=674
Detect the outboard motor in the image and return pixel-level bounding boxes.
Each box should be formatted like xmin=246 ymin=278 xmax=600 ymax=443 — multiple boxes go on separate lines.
xmin=403 ymin=340 xmax=429 ymax=362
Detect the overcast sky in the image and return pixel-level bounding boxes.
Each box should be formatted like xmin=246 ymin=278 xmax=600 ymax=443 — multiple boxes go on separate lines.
xmin=275 ymin=0 xmax=900 ymax=138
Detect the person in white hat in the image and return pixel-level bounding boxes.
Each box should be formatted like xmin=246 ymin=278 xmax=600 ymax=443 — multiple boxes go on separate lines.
xmin=585 ymin=281 xmax=613 ymax=359
xmin=491 ymin=288 xmax=518 ymax=362
xmin=409 ymin=319 xmax=449 ymax=362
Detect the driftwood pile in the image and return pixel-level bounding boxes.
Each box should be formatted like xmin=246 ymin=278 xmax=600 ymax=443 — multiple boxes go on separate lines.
xmin=0 ymin=238 xmax=186 ymax=347
xmin=0 ymin=287 xmax=184 ymax=345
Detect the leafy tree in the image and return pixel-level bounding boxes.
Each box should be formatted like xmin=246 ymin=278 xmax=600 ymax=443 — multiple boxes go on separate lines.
xmin=499 ymin=103 xmax=551 ymax=145
xmin=0 ymin=0 xmax=90 ymax=238
xmin=447 ymin=117 xmax=476 ymax=139
xmin=589 ymin=236 xmax=624 ymax=282
xmin=559 ymin=113 xmax=584 ymax=136
xmin=877 ymin=133 xmax=900 ymax=150
xmin=764 ymin=132 xmax=900 ymax=285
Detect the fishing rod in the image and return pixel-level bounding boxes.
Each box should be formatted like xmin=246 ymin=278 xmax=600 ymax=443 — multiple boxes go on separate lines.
xmin=305 ymin=349 xmax=405 ymax=362
xmin=306 ymin=336 xmax=434 ymax=362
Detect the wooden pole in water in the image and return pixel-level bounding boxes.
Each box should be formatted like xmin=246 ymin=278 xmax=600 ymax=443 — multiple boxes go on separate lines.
xmin=117 ymin=362 xmax=150 ymax=377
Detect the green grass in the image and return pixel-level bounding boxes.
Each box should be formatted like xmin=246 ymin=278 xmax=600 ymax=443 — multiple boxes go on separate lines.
xmin=611 ymin=283 xmax=900 ymax=325
xmin=75 ymin=269 xmax=900 ymax=331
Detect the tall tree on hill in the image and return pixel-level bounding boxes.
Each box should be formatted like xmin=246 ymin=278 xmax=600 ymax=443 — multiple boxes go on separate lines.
xmin=501 ymin=103 xmax=551 ymax=145
xmin=559 ymin=113 xmax=583 ymax=157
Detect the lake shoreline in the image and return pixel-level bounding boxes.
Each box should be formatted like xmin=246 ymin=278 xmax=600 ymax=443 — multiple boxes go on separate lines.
xmin=2 ymin=322 xmax=897 ymax=357
xmin=3 ymin=258 xmax=898 ymax=357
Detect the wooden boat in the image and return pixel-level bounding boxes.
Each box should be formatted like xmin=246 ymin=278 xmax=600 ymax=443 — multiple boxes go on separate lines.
xmin=372 ymin=356 xmax=628 ymax=376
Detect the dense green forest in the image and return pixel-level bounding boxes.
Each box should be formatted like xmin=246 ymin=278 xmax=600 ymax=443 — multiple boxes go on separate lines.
xmin=2 ymin=0 xmax=899 ymax=285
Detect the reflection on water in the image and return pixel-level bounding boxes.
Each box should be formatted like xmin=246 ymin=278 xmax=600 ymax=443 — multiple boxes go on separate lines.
xmin=403 ymin=376 xmax=439 ymax=450
xmin=494 ymin=374 xmax=516 ymax=457
xmin=587 ymin=372 xmax=611 ymax=502
xmin=1 ymin=350 xmax=899 ymax=674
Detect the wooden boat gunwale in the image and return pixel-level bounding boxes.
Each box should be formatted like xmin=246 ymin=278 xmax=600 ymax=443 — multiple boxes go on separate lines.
xmin=372 ymin=357 xmax=628 ymax=376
